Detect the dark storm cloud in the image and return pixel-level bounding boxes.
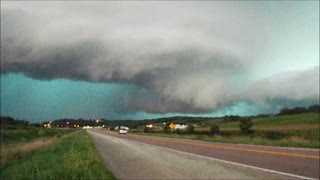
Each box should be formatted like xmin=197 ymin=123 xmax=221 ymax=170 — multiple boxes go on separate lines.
xmin=1 ymin=1 xmax=319 ymax=114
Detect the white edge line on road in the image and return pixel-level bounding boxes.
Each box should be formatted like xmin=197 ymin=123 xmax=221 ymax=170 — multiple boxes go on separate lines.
xmin=91 ymin=131 xmax=318 ymax=180
xmin=153 ymin=144 xmax=318 ymax=180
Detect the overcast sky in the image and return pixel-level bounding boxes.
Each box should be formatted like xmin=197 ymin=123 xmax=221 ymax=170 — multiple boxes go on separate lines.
xmin=1 ymin=1 xmax=319 ymax=122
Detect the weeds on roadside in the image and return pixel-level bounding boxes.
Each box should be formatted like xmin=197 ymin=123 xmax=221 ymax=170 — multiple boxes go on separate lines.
xmin=1 ymin=130 xmax=114 ymax=179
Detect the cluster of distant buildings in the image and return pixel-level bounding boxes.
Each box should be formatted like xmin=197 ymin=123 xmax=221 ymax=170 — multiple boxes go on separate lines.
xmin=174 ymin=124 xmax=187 ymax=129
xmin=146 ymin=124 xmax=187 ymax=129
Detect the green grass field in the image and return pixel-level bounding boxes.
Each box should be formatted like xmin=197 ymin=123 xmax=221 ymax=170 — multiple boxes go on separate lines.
xmin=210 ymin=113 xmax=319 ymax=128
xmin=1 ymin=130 xmax=114 ymax=179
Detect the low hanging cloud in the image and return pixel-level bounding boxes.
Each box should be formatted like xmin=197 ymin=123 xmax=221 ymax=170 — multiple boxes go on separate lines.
xmin=1 ymin=1 xmax=319 ymax=114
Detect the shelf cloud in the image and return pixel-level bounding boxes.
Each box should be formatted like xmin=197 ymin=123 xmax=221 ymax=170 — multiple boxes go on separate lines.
xmin=1 ymin=1 xmax=319 ymax=114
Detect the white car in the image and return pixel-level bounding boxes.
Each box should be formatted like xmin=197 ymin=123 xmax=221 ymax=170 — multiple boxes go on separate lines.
xmin=119 ymin=128 xmax=128 ymax=134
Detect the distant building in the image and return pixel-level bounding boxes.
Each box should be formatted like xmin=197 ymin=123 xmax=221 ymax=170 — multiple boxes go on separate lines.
xmin=174 ymin=124 xmax=187 ymax=129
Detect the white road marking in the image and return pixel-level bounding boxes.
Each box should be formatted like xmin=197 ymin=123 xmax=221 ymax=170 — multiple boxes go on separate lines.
xmin=93 ymin=131 xmax=317 ymax=180
xmin=151 ymin=143 xmax=318 ymax=180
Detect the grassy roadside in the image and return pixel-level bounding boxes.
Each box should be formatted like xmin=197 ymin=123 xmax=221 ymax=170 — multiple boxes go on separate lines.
xmin=132 ymin=132 xmax=319 ymax=148
xmin=1 ymin=129 xmax=80 ymax=164
xmin=1 ymin=130 xmax=114 ymax=179
xmin=1 ymin=128 xmax=76 ymax=145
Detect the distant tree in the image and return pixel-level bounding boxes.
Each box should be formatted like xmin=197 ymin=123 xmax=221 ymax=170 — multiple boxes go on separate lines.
xmin=210 ymin=124 xmax=220 ymax=136
xmin=292 ymin=107 xmax=308 ymax=114
xmin=279 ymin=108 xmax=289 ymax=115
xmin=0 ymin=116 xmax=30 ymax=129
xmin=163 ymin=124 xmax=169 ymax=133
xmin=223 ymin=115 xmax=241 ymax=121
xmin=308 ymin=104 xmax=320 ymax=113
xmin=0 ymin=116 xmax=15 ymax=126
xmin=239 ymin=117 xmax=253 ymax=135
xmin=186 ymin=125 xmax=194 ymax=134
xmin=278 ymin=107 xmax=308 ymax=115
xmin=255 ymin=114 xmax=272 ymax=118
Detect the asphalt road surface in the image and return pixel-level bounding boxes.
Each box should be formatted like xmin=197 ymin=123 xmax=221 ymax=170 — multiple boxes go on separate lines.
xmin=88 ymin=130 xmax=319 ymax=180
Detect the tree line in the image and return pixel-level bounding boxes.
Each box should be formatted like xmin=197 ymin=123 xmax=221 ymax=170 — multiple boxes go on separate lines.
xmin=1 ymin=104 xmax=318 ymax=130
xmin=277 ymin=104 xmax=319 ymax=116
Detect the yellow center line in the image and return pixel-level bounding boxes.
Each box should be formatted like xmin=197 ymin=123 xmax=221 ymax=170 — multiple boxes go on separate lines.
xmin=142 ymin=136 xmax=320 ymax=159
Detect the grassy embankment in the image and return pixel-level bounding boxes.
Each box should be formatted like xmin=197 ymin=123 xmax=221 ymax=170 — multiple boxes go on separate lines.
xmin=131 ymin=113 xmax=320 ymax=148
xmin=1 ymin=128 xmax=76 ymax=163
xmin=1 ymin=128 xmax=75 ymax=145
xmin=1 ymin=129 xmax=114 ymax=179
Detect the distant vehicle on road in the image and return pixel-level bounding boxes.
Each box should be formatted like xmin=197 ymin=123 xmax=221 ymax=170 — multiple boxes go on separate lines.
xmin=119 ymin=128 xmax=128 ymax=134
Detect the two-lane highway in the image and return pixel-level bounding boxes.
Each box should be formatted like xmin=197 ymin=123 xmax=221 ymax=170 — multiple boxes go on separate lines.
xmin=90 ymin=129 xmax=319 ymax=179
